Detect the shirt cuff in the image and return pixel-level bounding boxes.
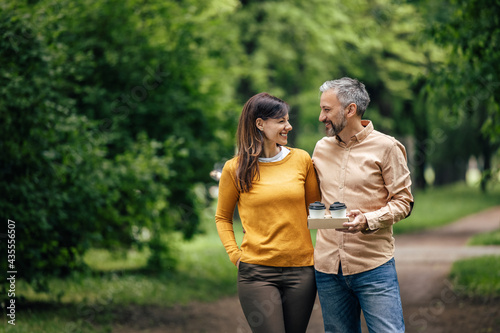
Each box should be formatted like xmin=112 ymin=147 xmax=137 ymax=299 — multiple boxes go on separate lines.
xmin=364 ymin=211 xmax=386 ymax=230
xmin=229 ymin=250 xmax=242 ymax=266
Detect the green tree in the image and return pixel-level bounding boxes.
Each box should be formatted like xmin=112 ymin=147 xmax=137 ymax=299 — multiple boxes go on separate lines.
xmin=0 ymin=0 xmax=241 ymax=293
xmin=427 ymin=0 xmax=500 ymax=190
xmin=36 ymin=0 xmax=242 ymax=235
xmin=1 ymin=2 xmax=113 ymax=288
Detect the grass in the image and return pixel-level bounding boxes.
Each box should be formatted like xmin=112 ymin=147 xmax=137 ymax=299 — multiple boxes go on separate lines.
xmin=4 ymin=182 xmax=500 ymax=332
xmin=3 ymin=209 xmax=244 ymax=332
xmin=17 ymin=206 xmax=245 ymax=307
xmin=393 ymin=182 xmax=500 ymax=234
xmin=467 ymin=229 xmax=500 ymax=246
xmin=451 ymin=216 xmax=500 ymax=298
xmin=449 ymin=256 xmax=500 ymax=298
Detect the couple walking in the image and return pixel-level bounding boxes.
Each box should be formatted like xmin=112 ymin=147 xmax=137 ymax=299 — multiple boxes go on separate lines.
xmin=215 ymin=77 xmax=414 ymax=333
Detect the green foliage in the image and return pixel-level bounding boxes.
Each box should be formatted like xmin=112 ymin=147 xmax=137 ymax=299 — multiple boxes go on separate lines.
xmin=0 ymin=0 xmax=240 ymax=294
xmin=31 ymin=0 xmax=241 ymax=237
xmin=424 ymin=0 xmax=500 ymax=188
xmin=450 ymin=255 xmax=500 ymax=298
xmin=1 ymin=2 xmax=102 ymax=288
xmin=233 ymin=0 xmax=439 ymax=152
xmin=429 ymin=0 xmax=500 ymax=133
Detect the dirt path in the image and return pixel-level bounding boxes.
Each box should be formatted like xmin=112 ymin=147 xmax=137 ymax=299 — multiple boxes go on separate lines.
xmin=114 ymin=206 xmax=500 ymax=333
xmin=395 ymin=205 xmax=500 ymax=333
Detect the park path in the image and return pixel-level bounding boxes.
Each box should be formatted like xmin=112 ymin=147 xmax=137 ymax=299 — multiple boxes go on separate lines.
xmin=394 ymin=205 xmax=500 ymax=333
xmin=114 ymin=206 xmax=500 ymax=333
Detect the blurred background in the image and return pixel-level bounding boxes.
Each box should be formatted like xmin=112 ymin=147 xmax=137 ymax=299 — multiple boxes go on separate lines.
xmin=1 ymin=0 xmax=499 ymax=332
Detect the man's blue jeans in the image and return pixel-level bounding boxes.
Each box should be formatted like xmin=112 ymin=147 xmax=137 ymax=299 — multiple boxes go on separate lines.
xmin=315 ymin=258 xmax=405 ymax=333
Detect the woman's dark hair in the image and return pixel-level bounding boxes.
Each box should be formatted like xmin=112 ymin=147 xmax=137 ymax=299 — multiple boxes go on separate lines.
xmin=236 ymin=92 xmax=289 ymax=192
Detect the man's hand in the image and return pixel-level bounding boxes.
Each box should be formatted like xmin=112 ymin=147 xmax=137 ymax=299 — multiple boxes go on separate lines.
xmin=337 ymin=209 xmax=369 ymax=234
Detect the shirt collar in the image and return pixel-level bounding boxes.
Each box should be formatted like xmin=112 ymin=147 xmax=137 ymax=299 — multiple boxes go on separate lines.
xmin=334 ymin=120 xmax=373 ymax=147
xmin=258 ymin=146 xmax=291 ymax=163
xmin=354 ymin=120 xmax=373 ymax=142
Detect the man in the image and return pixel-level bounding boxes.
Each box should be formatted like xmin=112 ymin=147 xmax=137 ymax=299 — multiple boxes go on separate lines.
xmin=312 ymin=77 xmax=414 ymax=333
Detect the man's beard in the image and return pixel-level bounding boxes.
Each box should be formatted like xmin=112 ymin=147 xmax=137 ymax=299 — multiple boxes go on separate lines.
xmin=326 ymin=113 xmax=347 ymax=137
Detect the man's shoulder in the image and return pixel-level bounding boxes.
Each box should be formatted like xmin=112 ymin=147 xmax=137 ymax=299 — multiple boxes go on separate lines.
xmin=369 ymin=129 xmax=401 ymax=148
xmin=314 ymin=136 xmax=336 ymax=151
xmin=366 ymin=130 xmax=408 ymax=160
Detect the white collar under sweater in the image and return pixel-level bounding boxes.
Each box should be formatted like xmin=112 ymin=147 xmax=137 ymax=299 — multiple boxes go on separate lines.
xmin=258 ymin=147 xmax=290 ymax=163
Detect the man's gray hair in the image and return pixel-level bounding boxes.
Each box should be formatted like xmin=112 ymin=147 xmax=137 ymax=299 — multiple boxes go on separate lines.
xmin=320 ymin=77 xmax=370 ymax=117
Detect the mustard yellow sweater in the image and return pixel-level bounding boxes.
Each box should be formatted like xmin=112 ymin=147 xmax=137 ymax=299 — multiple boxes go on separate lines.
xmin=215 ymin=148 xmax=320 ymax=267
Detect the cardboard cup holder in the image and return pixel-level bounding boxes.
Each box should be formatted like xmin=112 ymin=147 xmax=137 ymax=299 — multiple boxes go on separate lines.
xmin=307 ymin=216 xmax=349 ymax=229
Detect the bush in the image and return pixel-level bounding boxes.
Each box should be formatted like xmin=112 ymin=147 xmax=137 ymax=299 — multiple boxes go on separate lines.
xmin=0 ymin=0 xmax=239 ymax=296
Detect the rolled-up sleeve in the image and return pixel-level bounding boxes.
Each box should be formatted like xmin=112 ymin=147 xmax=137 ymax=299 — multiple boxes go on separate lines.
xmin=364 ymin=141 xmax=414 ymax=230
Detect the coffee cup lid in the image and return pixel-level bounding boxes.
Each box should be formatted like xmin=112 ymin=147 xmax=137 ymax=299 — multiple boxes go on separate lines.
xmin=329 ymin=201 xmax=346 ymax=210
xmin=309 ymin=201 xmax=326 ymax=210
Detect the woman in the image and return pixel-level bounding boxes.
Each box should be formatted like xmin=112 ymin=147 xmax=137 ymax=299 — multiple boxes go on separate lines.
xmin=215 ymin=92 xmax=320 ymax=333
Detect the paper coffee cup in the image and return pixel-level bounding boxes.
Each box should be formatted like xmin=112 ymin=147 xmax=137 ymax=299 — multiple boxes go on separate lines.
xmin=309 ymin=201 xmax=326 ymax=218
xmin=329 ymin=202 xmax=347 ymax=218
